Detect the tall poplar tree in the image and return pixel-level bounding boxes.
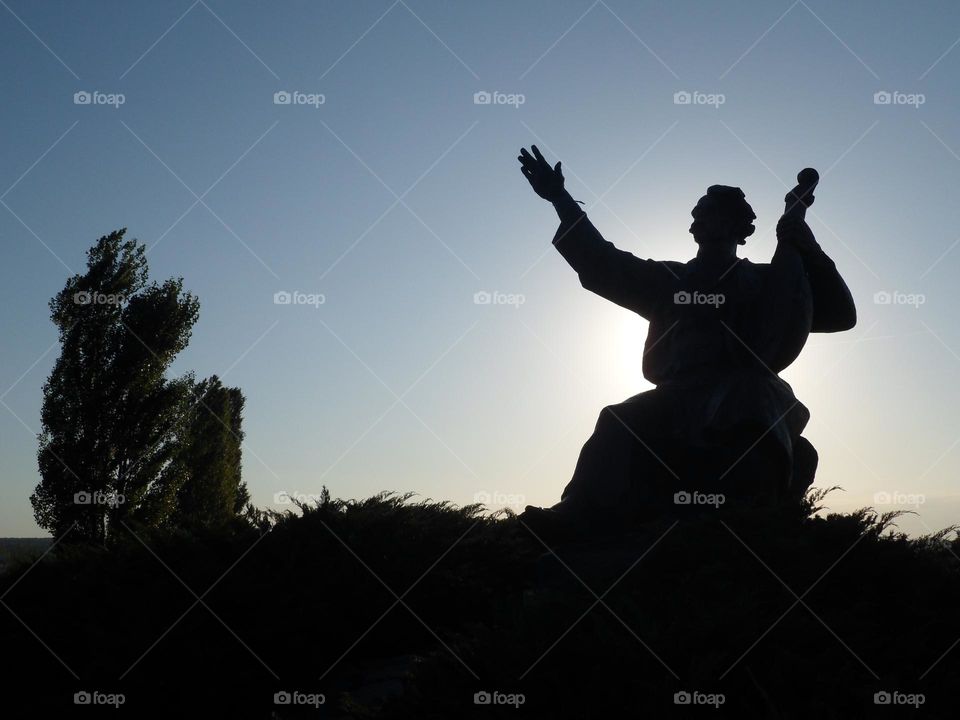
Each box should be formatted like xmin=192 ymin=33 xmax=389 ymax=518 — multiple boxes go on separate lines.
xmin=31 ymin=230 xmax=200 ymax=542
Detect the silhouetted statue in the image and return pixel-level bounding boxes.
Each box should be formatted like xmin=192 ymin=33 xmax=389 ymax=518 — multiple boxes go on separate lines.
xmin=517 ymin=146 xmax=856 ymax=538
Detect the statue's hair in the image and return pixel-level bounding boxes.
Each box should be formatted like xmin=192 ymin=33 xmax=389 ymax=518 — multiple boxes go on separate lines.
xmin=693 ymin=185 xmax=756 ymax=244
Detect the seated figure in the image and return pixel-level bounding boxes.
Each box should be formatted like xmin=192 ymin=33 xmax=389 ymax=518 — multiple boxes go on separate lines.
xmin=516 ymin=146 xmax=856 ymax=537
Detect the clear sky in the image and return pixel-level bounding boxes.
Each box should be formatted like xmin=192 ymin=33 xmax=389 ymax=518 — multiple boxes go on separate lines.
xmin=2 ymin=0 xmax=960 ymax=536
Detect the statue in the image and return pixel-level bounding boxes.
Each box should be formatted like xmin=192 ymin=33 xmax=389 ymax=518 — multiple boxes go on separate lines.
xmin=516 ymin=146 xmax=856 ymax=539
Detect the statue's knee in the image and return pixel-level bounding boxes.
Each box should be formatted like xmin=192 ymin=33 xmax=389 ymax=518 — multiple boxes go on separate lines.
xmin=596 ymin=404 xmax=614 ymax=425
xmin=792 ymin=437 xmax=818 ymax=492
xmin=596 ymin=404 xmax=627 ymax=433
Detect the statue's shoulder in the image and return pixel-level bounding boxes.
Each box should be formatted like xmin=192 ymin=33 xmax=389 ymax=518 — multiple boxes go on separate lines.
xmin=642 ymin=259 xmax=687 ymax=282
xmin=735 ymin=258 xmax=771 ymax=277
xmin=732 ymin=258 xmax=770 ymax=295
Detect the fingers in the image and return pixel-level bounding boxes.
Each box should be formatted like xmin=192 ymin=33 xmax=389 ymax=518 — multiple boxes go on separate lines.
xmin=532 ymin=145 xmax=552 ymax=171
xmin=518 ymin=148 xmax=538 ymax=172
xmin=519 ymin=145 xmax=555 ymax=167
xmin=519 ymin=146 xmax=562 ymax=182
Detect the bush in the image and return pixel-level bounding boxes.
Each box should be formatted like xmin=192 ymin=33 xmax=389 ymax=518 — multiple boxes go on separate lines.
xmin=1 ymin=488 xmax=958 ymax=718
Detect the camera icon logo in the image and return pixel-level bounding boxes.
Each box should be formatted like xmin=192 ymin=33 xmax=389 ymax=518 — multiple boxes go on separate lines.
xmin=74 ymin=91 xmax=92 ymax=105
xmin=673 ymin=91 xmax=692 ymax=105
xmin=874 ymin=691 xmax=891 ymax=705
xmin=474 ymin=291 xmax=492 ymax=305
xmin=274 ymin=91 xmax=292 ymax=105
xmin=873 ymin=291 xmax=891 ymax=305
xmin=274 ymin=691 xmax=292 ymax=704
xmin=673 ymin=491 xmax=691 ymax=505
xmin=673 ymin=290 xmax=691 ymax=305
xmin=873 ymin=91 xmax=892 ymax=105
xmin=74 ymin=691 xmax=92 ymax=704
xmin=473 ymin=91 xmax=492 ymax=105
xmin=74 ymin=491 xmax=92 ymax=505
xmin=674 ymin=691 xmax=692 ymax=704
xmin=274 ymin=291 xmax=292 ymax=305
xmin=73 ymin=291 xmax=92 ymax=305
xmin=474 ymin=691 xmax=492 ymax=704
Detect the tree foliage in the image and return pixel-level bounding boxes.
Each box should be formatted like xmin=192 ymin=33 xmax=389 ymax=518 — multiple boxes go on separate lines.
xmin=30 ymin=229 xmax=247 ymax=542
xmin=169 ymin=374 xmax=249 ymax=530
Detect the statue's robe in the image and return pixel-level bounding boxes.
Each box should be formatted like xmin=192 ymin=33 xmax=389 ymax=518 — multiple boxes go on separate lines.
xmin=551 ymin=212 xmax=856 ymax=519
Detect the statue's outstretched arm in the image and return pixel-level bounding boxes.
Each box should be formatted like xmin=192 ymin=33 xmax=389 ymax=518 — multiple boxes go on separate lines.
xmin=551 ymin=211 xmax=672 ymax=319
xmin=518 ymin=145 xmax=672 ymax=319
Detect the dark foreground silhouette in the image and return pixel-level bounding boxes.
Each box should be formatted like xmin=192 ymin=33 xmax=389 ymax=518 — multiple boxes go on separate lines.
xmin=517 ymin=146 xmax=855 ymax=539
xmin=1 ymin=490 xmax=958 ymax=717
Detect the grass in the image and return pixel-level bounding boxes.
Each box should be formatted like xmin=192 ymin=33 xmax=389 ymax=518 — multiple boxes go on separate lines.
xmin=2 ymin=487 xmax=959 ymax=718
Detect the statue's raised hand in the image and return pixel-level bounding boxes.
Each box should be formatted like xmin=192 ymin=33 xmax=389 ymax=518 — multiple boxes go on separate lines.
xmin=776 ymin=216 xmax=822 ymax=258
xmin=518 ymin=145 xmax=564 ymax=201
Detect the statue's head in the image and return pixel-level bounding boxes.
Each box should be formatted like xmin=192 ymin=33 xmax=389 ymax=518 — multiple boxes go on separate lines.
xmin=689 ymin=185 xmax=756 ymax=246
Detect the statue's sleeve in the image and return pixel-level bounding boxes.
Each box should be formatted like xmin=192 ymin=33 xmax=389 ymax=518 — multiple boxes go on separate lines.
xmin=803 ymin=250 xmax=857 ymax=332
xmin=552 ymin=214 xmax=673 ymax=320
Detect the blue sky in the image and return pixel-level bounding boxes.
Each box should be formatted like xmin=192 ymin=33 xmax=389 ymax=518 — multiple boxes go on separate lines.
xmin=3 ymin=0 xmax=960 ymax=536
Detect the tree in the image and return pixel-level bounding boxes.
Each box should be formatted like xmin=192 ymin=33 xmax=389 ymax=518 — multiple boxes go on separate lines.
xmin=169 ymin=375 xmax=250 ymax=530
xmin=31 ymin=230 xmax=200 ymax=542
